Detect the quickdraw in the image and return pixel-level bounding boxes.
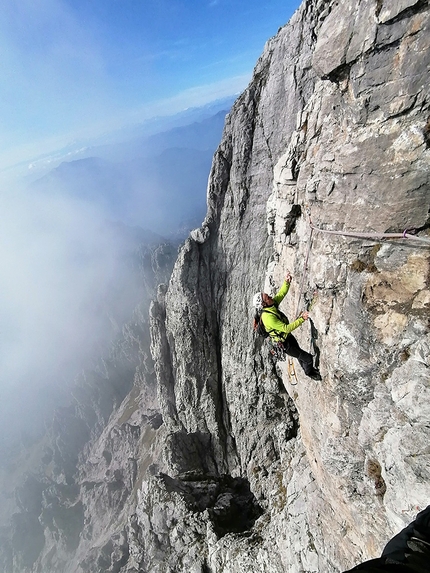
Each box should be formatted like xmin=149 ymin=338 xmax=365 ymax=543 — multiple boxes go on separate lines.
xmin=287 ymin=357 xmax=298 ymax=386
xmin=304 ymin=288 xmax=318 ymax=312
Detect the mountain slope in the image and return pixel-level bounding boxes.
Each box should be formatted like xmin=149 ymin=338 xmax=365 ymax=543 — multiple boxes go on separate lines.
xmin=1 ymin=1 xmax=429 ymax=572
xmin=149 ymin=0 xmax=430 ymax=570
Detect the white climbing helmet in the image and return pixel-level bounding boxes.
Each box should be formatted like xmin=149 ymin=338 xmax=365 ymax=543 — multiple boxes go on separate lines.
xmin=252 ymin=292 xmax=263 ymax=311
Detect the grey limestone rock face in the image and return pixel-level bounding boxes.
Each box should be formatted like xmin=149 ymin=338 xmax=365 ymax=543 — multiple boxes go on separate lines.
xmin=149 ymin=0 xmax=430 ymax=571
xmin=1 ymin=1 xmax=429 ymax=572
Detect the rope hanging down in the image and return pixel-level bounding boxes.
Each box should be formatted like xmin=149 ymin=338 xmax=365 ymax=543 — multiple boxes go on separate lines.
xmin=294 ymin=226 xmax=314 ymax=318
xmin=287 ymin=226 xmax=314 ymax=385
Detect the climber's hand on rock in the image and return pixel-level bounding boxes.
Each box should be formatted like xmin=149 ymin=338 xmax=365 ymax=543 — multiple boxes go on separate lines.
xmin=285 ymin=271 xmax=292 ymax=283
xmin=300 ymin=311 xmax=309 ymax=320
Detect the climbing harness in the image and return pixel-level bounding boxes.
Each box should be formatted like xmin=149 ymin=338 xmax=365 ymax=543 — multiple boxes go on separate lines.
xmin=269 ymin=341 xmax=288 ymax=362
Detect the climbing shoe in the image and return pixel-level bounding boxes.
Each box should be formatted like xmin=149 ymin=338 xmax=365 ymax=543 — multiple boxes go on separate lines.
xmin=309 ymin=370 xmax=322 ymax=381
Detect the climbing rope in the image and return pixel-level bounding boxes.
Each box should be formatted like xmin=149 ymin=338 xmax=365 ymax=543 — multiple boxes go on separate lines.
xmin=294 ymin=226 xmax=314 ymax=317
xmin=309 ymin=220 xmax=430 ymax=244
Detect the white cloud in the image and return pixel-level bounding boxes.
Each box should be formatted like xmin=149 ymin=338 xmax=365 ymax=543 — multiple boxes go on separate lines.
xmin=0 ymin=173 xmax=152 ymax=444
xmin=0 ymin=185 xmax=105 ymax=383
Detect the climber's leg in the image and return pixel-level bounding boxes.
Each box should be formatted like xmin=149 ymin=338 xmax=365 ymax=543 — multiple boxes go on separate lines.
xmin=282 ymin=334 xmax=314 ymax=375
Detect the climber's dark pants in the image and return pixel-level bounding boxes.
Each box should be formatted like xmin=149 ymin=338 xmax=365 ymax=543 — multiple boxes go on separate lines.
xmin=281 ymin=334 xmax=314 ymax=375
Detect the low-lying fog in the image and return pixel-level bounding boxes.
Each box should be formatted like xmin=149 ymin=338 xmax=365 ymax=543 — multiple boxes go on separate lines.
xmin=0 ymin=106 xmax=230 ymax=459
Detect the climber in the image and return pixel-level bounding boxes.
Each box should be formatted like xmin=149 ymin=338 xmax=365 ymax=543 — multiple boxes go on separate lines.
xmin=253 ymin=272 xmax=322 ymax=381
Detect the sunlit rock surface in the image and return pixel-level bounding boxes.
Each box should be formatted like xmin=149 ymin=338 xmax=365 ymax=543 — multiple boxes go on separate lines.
xmin=0 ymin=0 xmax=429 ymax=572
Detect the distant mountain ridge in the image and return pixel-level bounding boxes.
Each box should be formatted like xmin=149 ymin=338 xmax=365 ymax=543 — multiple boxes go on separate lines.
xmin=21 ymin=96 xmax=235 ymax=181
xmin=32 ymin=110 xmax=230 ymax=237
xmin=94 ymin=109 xmax=228 ymax=162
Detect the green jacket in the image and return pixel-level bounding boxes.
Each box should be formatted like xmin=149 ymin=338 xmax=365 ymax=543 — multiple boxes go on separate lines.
xmin=261 ymin=281 xmax=305 ymax=342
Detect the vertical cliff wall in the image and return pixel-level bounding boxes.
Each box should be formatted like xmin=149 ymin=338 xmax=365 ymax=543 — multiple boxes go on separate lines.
xmin=1 ymin=1 xmax=429 ymax=572
xmin=149 ymin=0 xmax=430 ymax=571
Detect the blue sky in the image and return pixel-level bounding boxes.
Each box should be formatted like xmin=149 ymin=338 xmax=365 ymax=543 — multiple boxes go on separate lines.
xmin=0 ymin=0 xmax=301 ymax=173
